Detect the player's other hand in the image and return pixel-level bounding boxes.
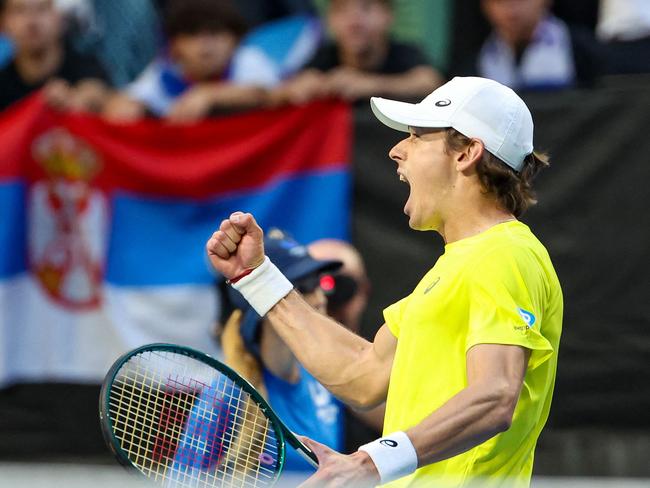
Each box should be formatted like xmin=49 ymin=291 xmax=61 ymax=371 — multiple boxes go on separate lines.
xmin=298 ymin=436 xmax=380 ymax=488
xmin=206 ymin=212 xmax=265 ymax=280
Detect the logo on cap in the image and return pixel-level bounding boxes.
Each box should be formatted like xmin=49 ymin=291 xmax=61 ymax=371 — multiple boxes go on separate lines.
xmin=435 ymin=99 xmax=451 ymax=107
xmin=379 ymin=439 xmax=398 ymax=447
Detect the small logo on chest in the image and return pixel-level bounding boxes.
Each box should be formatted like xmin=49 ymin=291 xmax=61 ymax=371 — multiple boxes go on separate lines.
xmin=424 ymin=277 xmax=441 ymax=294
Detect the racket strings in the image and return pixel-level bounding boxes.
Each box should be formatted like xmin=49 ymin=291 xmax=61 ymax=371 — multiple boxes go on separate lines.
xmin=113 ymin=355 xmax=275 ymax=486
xmin=109 ymin=386 xmax=278 ymax=455
xmin=107 ymin=350 xmax=281 ymax=487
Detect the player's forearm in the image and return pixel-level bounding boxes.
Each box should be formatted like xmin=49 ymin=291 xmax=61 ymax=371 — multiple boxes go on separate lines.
xmin=407 ymin=381 xmax=519 ymax=467
xmin=267 ymin=290 xmax=385 ymax=407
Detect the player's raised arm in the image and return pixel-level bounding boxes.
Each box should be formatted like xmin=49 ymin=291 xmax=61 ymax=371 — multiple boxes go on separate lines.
xmin=206 ymin=212 xmax=396 ymax=409
xmin=209 ymin=75 xmax=561 ymax=488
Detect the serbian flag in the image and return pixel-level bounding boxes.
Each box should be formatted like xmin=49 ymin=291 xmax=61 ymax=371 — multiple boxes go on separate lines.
xmin=0 ymin=94 xmax=351 ymax=385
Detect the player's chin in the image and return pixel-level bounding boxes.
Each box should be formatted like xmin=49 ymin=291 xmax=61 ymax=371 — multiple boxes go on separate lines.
xmin=408 ymin=216 xmax=430 ymax=232
xmin=405 ymin=211 xmax=419 ymax=230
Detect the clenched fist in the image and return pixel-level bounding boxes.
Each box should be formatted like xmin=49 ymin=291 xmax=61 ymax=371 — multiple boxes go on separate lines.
xmin=206 ymin=212 xmax=265 ymax=280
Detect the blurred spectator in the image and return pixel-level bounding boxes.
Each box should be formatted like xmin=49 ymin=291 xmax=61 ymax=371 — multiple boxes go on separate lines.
xmin=307 ymin=238 xmax=384 ymax=450
xmin=222 ymin=229 xmax=344 ymax=476
xmin=307 ymin=238 xmax=370 ymax=335
xmin=0 ymin=32 xmax=12 ymax=66
xmin=463 ymin=0 xmax=601 ymax=90
xmin=273 ymin=0 xmax=443 ymax=105
xmin=597 ymin=0 xmax=650 ymax=74
xmin=0 ymin=0 xmax=110 ymax=112
xmin=103 ymin=0 xmax=268 ymax=123
xmin=59 ymin=0 xmax=161 ymax=87
xmin=229 ymin=14 xmax=323 ymax=89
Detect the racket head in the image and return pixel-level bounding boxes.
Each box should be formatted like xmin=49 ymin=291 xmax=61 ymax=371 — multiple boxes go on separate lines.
xmin=99 ymin=343 xmax=288 ymax=487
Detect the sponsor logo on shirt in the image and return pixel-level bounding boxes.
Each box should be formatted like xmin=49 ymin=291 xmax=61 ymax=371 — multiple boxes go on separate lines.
xmin=517 ymin=308 xmax=536 ymax=329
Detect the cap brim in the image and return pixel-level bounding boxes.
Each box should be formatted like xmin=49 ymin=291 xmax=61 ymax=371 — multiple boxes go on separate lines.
xmin=284 ymin=259 xmax=342 ymax=283
xmin=370 ymin=97 xmax=452 ymax=132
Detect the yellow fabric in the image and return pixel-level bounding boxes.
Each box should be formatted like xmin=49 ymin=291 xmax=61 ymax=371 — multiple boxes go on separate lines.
xmin=382 ymin=221 xmax=563 ymax=488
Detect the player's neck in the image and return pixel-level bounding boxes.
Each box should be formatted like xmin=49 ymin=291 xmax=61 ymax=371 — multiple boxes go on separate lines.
xmin=439 ymin=197 xmax=515 ymax=245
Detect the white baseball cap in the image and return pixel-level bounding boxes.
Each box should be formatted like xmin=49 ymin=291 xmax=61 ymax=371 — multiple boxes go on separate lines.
xmin=370 ymin=77 xmax=534 ymax=172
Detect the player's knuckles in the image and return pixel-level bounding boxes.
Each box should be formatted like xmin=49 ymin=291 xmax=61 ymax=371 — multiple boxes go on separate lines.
xmin=220 ymin=237 xmax=237 ymax=252
xmin=215 ymin=231 xmax=234 ymax=245
xmin=215 ymin=242 xmax=232 ymax=258
xmin=226 ymin=225 xmax=244 ymax=243
xmin=206 ymin=236 xmax=223 ymax=252
xmin=219 ymin=219 xmax=235 ymax=233
xmin=244 ymin=213 xmax=264 ymax=236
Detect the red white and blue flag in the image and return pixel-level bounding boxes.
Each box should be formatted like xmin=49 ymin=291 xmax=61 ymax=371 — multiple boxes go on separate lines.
xmin=0 ymin=94 xmax=351 ymax=385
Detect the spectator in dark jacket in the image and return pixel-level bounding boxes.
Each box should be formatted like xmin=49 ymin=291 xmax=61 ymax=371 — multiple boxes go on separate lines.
xmin=597 ymin=0 xmax=650 ymax=75
xmin=456 ymin=0 xmax=601 ymax=91
xmin=272 ymin=0 xmax=443 ymax=105
xmin=0 ymin=0 xmax=110 ymax=112
xmin=103 ymin=0 xmax=271 ymax=123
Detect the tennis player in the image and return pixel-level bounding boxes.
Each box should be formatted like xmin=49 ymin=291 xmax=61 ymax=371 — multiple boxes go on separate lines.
xmin=206 ymin=76 xmax=563 ymax=487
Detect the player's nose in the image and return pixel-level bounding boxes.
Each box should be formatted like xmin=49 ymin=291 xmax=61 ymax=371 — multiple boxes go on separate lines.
xmin=389 ymin=138 xmax=407 ymax=163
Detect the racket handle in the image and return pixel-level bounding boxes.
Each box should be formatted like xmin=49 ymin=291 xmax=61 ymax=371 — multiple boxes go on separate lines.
xmin=296 ymin=442 xmax=319 ymax=469
xmin=286 ymin=431 xmax=319 ymax=468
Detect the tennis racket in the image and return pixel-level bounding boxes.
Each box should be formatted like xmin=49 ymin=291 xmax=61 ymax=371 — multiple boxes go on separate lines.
xmin=99 ymin=343 xmax=318 ymax=487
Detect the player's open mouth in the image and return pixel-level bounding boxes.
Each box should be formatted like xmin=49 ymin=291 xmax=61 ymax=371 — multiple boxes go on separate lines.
xmin=398 ymin=173 xmax=409 ymax=185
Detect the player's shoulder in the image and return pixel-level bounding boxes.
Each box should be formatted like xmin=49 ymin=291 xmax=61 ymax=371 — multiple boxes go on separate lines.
xmin=464 ymin=221 xmax=551 ymax=269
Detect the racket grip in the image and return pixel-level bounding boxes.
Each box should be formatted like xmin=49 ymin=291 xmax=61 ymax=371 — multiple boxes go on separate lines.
xmin=296 ymin=442 xmax=319 ymax=469
xmin=286 ymin=430 xmax=319 ymax=468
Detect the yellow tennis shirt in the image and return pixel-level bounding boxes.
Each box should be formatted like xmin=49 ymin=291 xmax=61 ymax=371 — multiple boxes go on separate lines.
xmin=382 ymin=221 xmax=563 ymax=487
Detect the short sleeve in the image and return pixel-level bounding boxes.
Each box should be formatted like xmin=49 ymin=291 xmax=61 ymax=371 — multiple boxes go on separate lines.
xmin=229 ymin=47 xmax=281 ymax=87
xmin=383 ymin=295 xmax=411 ymax=338
xmin=464 ymin=251 xmax=553 ymax=370
xmin=126 ymin=61 xmax=173 ymax=116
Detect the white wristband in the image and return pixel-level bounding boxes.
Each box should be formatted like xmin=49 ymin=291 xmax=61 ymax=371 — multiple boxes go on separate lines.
xmin=231 ymin=256 xmax=293 ymax=316
xmin=358 ymin=431 xmax=418 ymax=484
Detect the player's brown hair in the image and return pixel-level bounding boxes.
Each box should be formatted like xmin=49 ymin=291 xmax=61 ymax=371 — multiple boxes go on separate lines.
xmin=444 ymin=128 xmax=549 ymax=218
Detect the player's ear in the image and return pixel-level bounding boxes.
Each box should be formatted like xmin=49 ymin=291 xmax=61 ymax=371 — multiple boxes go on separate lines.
xmin=456 ymin=139 xmax=484 ymax=172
